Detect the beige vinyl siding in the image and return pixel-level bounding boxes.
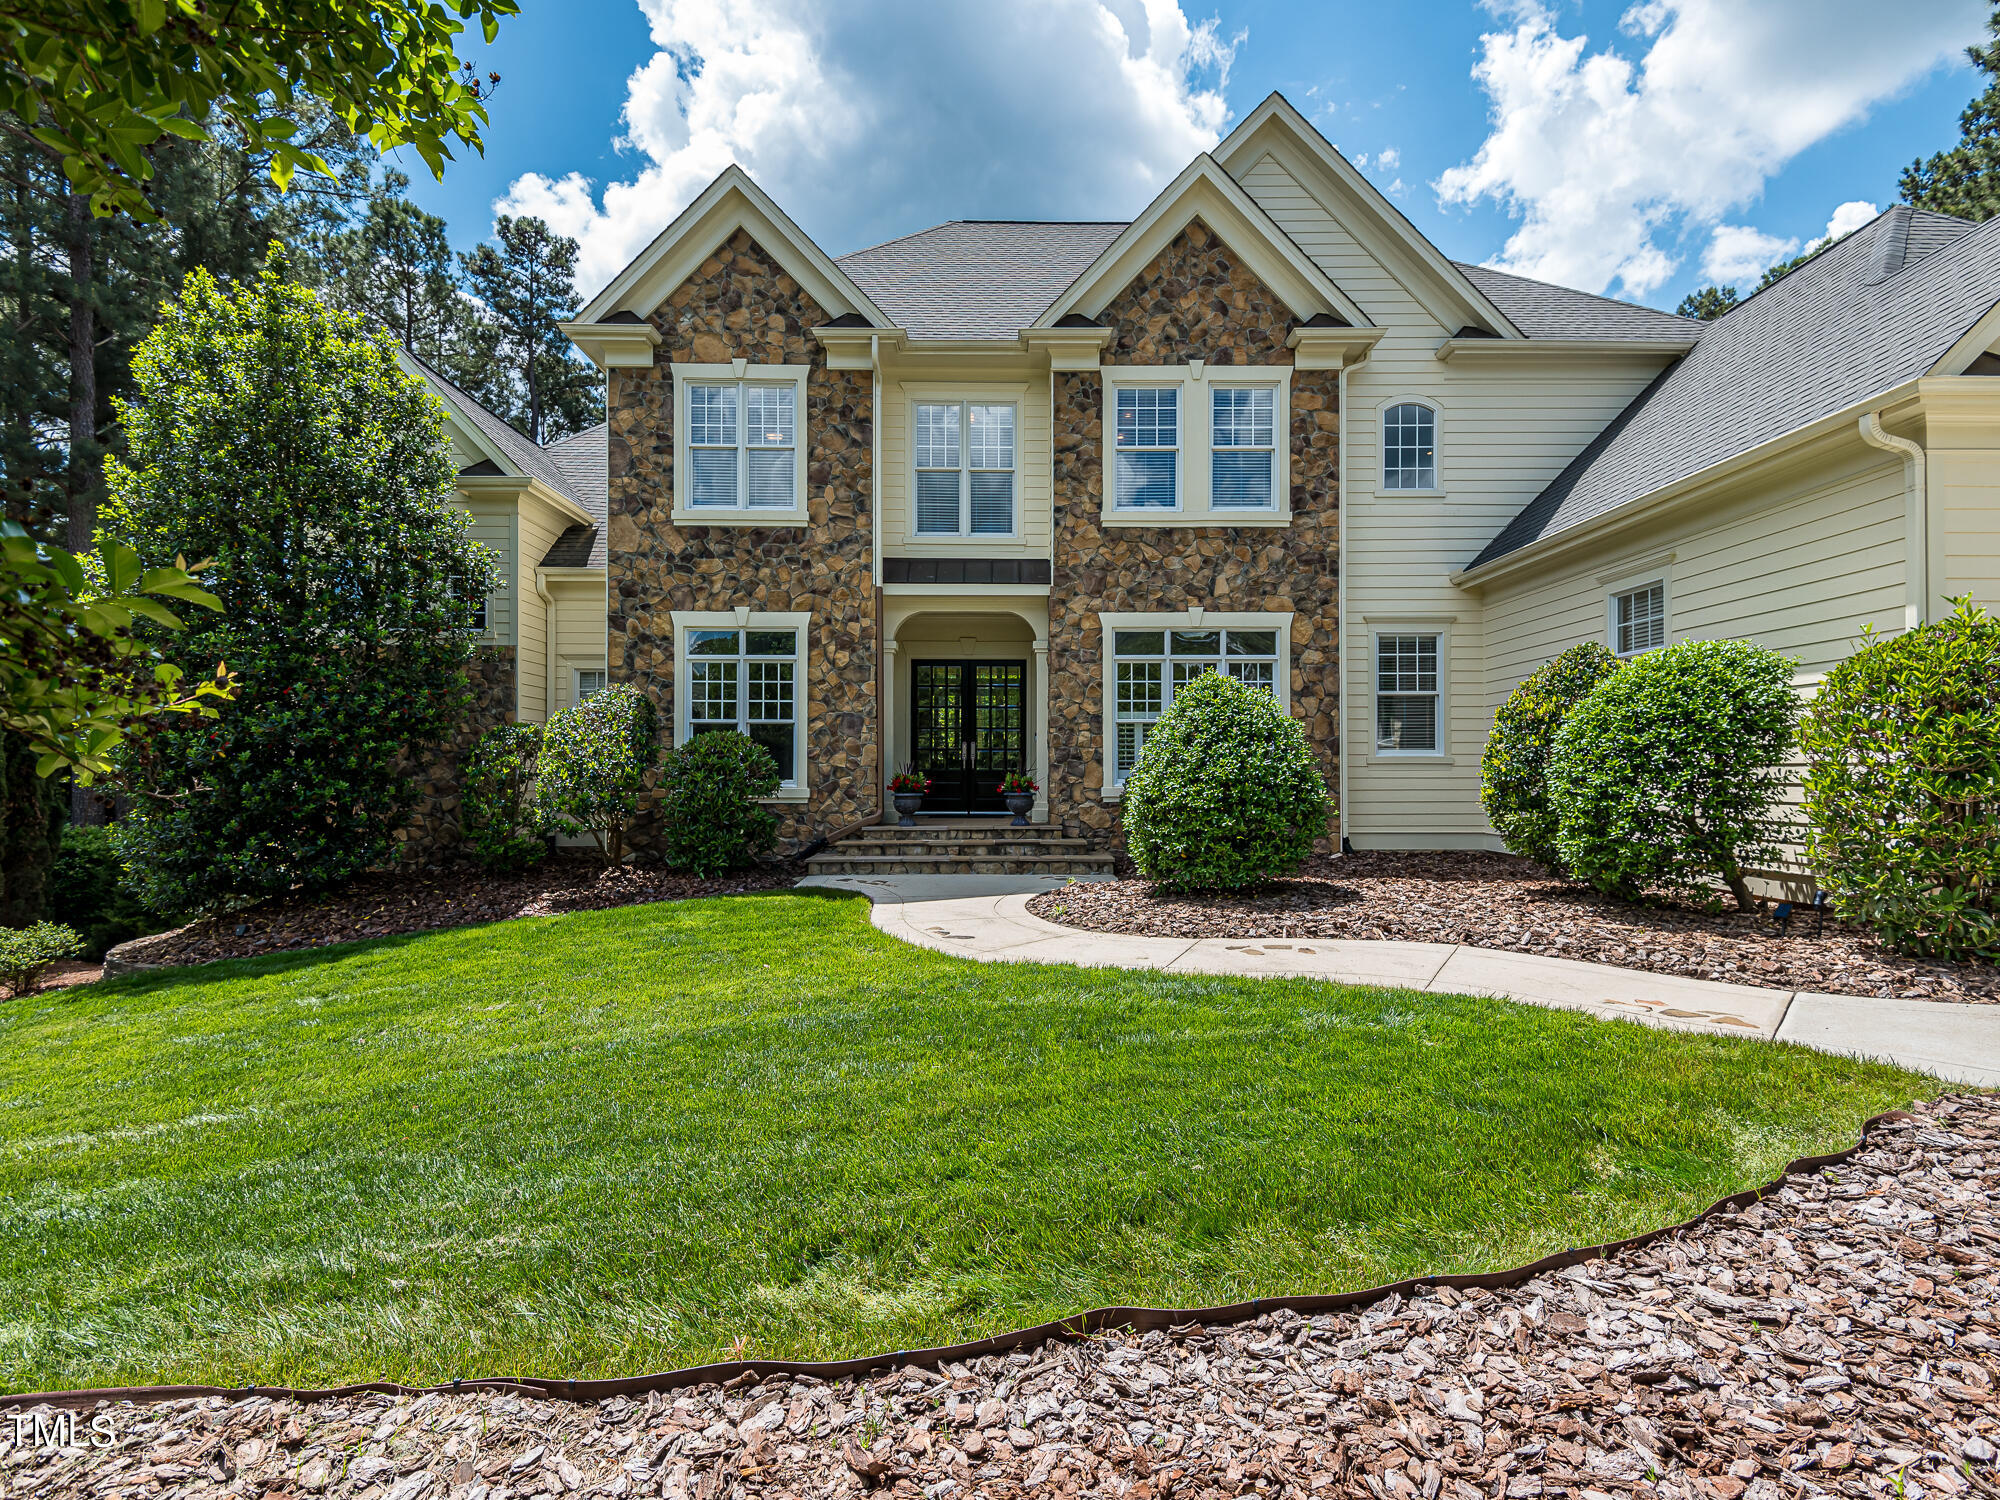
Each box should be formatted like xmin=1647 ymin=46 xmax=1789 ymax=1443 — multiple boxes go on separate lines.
xmin=1926 ymin=403 xmax=2000 ymax=611
xmin=456 ymin=499 xmax=517 ymax=649
xmin=551 ymin=577 xmax=609 ymax=713
xmin=1237 ymin=150 xmax=1677 ymax=846
xmin=878 ymin=357 xmax=1052 ymax=561
xmin=512 ymin=504 xmax=569 ymax=722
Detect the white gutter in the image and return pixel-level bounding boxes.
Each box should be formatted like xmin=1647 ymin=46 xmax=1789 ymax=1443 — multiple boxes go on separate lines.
xmin=1856 ymin=410 xmax=1929 ymax=631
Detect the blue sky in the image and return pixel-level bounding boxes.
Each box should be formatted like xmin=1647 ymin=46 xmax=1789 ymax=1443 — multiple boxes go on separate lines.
xmin=401 ymin=0 xmax=1990 ymax=313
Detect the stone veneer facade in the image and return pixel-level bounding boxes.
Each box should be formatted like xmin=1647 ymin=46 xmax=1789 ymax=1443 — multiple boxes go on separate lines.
xmin=1046 ymin=218 xmax=1341 ymax=845
xmin=606 ymin=228 xmax=878 ymax=847
xmin=397 ymin=646 xmax=518 ymax=861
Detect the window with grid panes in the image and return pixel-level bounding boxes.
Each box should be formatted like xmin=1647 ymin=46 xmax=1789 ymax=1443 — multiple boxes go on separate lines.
xmin=1110 ymin=626 xmax=1280 ymax=782
xmin=574 ymin=668 xmax=606 ymax=703
xmin=685 ymin=380 xmax=797 ymax=510
xmin=1375 ymin=634 xmax=1439 ymax=752
xmin=914 ymin=401 xmax=1015 ymax=535
xmin=1210 ymin=385 xmax=1278 ymax=509
xmin=1613 ymin=583 xmax=1666 ymax=655
xmin=1382 ymin=402 xmax=1437 ymax=490
xmin=683 ymin=627 xmax=800 ymax=783
xmin=1112 ymin=386 xmax=1178 ymax=509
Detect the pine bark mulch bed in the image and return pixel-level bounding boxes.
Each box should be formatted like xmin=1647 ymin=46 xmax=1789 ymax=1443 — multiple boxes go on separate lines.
xmin=21 ymin=1092 xmax=2000 ymax=1500
xmin=1027 ymin=852 xmax=1999 ymax=1004
xmin=95 ymin=856 xmax=796 ymax=976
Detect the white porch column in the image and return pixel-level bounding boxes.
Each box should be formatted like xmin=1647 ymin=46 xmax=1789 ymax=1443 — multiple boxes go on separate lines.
xmin=881 ymin=639 xmax=900 ymax=798
xmin=1032 ymin=638 xmax=1049 ymax=824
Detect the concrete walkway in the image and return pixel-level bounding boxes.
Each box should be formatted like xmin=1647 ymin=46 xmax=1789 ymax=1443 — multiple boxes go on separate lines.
xmin=796 ymin=872 xmax=2000 ymax=1087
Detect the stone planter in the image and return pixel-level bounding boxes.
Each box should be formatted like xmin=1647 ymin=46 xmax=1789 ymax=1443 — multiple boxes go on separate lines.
xmin=1003 ymin=792 xmax=1035 ymax=827
xmin=892 ymin=791 xmax=923 ymax=827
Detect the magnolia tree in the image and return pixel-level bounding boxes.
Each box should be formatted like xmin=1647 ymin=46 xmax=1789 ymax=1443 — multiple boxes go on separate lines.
xmin=107 ymin=249 xmax=495 ymax=914
xmin=537 ymin=684 xmax=658 ymax=865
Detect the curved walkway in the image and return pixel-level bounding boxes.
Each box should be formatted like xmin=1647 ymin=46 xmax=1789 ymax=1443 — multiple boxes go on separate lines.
xmin=797 ymin=872 xmax=2000 ymax=1086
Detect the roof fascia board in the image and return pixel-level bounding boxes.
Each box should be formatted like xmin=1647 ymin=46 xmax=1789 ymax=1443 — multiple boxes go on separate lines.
xmin=1031 ymin=155 xmax=1371 ymax=330
xmin=1452 ymin=376 xmax=1928 ymax=590
xmin=559 ymin=320 xmax=662 ymax=369
xmin=1217 ymin=95 xmax=1524 ymax=340
xmin=1926 ymin=297 xmax=2000 ymax=375
xmin=1436 ymin=336 xmax=1697 ymax=362
xmin=539 ymin=565 xmax=606 ymax=582
xmin=576 ymin=165 xmax=893 ymax=329
xmin=397 ymin=349 xmax=518 ymax=477
xmin=457 ymin=472 xmax=595 ymax=530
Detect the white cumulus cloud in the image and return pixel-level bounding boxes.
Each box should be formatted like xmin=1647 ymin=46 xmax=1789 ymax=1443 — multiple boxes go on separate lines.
xmin=1435 ymin=0 xmax=1983 ymax=298
xmin=1823 ymin=198 xmax=1882 ymax=240
xmin=1702 ymin=224 xmax=1798 ymax=285
xmin=499 ymin=0 xmax=1242 ymax=299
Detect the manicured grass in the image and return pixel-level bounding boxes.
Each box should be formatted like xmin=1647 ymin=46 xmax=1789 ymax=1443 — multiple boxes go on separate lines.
xmin=0 ymin=892 xmax=1933 ymax=1393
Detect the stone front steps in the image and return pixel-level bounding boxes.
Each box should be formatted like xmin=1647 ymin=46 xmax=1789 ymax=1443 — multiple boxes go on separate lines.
xmin=803 ymin=823 xmax=1116 ymax=878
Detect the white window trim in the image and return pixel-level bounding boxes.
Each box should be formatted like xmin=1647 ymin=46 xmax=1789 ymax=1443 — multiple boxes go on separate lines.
xmin=1366 ymin=620 xmax=1453 ymax=763
xmin=1601 ymin=561 xmax=1674 ymax=658
xmin=1096 ymin=608 xmax=1294 ymax=800
xmin=1101 ymin=362 xmax=1292 ymax=526
xmin=1374 ymin=394 xmax=1444 ymax=498
xmin=902 ymin=383 xmax=1027 ymax=543
xmin=669 ymin=608 xmax=811 ymax=802
xmin=671 ymin=360 xmax=811 ymax=525
xmin=570 ymin=664 xmax=608 ymax=708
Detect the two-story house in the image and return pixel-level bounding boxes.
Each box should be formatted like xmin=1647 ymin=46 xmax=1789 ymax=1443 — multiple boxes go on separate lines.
xmin=424 ymin=93 xmax=2000 ymax=872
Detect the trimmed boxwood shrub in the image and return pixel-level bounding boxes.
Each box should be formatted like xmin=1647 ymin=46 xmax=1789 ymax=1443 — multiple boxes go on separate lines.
xmin=48 ymin=826 xmax=171 ymax=960
xmin=460 ymin=722 xmax=546 ymax=872
xmin=1121 ymin=670 xmax=1331 ymax=892
xmin=1480 ymin=641 xmax=1623 ymax=871
xmin=537 ymin=684 xmax=658 ymax=864
xmin=1548 ymin=638 xmax=1798 ymax=912
xmin=1800 ymin=598 xmax=2000 ymax=962
xmin=657 ymin=732 xmax=780 ymax=877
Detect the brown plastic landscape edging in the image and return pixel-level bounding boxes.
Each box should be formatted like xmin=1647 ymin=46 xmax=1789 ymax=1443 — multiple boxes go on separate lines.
xmin=1 ymin=1110 xmax=1915 ymax=1413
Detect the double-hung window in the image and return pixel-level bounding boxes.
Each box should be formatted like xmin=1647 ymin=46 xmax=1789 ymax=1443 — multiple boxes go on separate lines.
xmin=685 ymin=627 xmax=801 ymax=784
xmin=1612 ymin=583 xmax=1666 ymax=655
xmin=1210 ymin=386 xmax=1278 ymax=510
xmin=682 ymin=374 xmax=800 ymax=513
xmin=1382 ymin=402 xmax=1437 ymax=490
xmin=1110 ymin=627 xmax=1280 ymax=782
xmin=914 ymin=401 xmax=1016 ymax=535
xmin=573 ymin=668 xmax=607 ymax=703
xmin=1376 ymin=634 xmax=1440 ymax=753
xmin=1113 ymin=386 xmax=1179 ymax=510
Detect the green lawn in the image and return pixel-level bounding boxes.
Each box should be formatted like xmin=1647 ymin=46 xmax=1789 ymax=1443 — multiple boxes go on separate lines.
xmin=0 ymin=891 xmax=1934 ymax=1394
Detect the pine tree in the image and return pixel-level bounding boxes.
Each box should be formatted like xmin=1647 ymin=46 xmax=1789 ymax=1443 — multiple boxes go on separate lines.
xmin=1902 ymin=6 xmax=2000 ymax=221
xmin=1674 ymin=285 xmax=1739 ymax=321
xmin=462 ymin=215 xmax=602 ymax=443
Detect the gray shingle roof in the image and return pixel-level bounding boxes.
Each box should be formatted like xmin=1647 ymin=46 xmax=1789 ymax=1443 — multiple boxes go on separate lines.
xmin=406 ymin=351 xmax=582 ymax=502
xmin=540 ymin=423 xmax=607 ymax=568
xmin=1471 ymin=205 xmax=1996 ymax=570
xmin=836 ymin=221 xmax=1127 ymax=340
xmin=1453 ymin=263 xmax=1704 ymax=341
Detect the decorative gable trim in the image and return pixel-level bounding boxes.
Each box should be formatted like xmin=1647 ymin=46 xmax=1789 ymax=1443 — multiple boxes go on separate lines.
xmin=573 ymin=164 xmax=894 ymax=333
xmin=1031 ymin=154 xmax=1373 ymax=332
xmin=1216 ymin=93 xmax=1525 ymax=341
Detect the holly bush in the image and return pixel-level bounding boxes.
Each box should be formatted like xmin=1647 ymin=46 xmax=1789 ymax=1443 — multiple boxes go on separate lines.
xmin=460 ymin=722 xmax=545 ymax=872
xmin=1481 ymin=641 xmax=1623 ymax=871
xmin=1800 ymin=599 xmax=2000 ymax=962
xmin=1121 ymin=670 xmax=1331 ymax=892
xmin=104 ymin=248 xmax=496 ymax=915
xmin=657 ymin=731 xmax=779 ymax=877
xmin=1547 ymin=638 xmax=1798 ymax=912
xmin=537 ymin=684 xmax=658 ymax=865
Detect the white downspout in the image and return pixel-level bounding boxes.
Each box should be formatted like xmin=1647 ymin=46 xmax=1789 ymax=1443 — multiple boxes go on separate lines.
xmin=1857 ymin=411 xmax=1928 ymax=630
xmin=534 ymin=567 xmax=557 ymax=720
xmin=1336 ymin=358 xmax=1352 ymax=853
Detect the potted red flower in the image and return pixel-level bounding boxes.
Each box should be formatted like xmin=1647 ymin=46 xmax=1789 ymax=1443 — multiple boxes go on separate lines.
xmin=886 ymin=768 xmax=930 ymax=826
xmin=996 ymin=770 xmax=1038 ymax=826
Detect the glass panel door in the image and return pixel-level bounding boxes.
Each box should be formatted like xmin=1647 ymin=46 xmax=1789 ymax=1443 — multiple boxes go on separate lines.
xmin=908 ymin=660 xmax=1028 ymax=813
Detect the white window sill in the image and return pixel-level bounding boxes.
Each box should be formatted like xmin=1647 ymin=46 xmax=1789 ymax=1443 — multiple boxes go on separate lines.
xmin=1100 ymin=511 xmax=1292 ymax=528
xmin=759 ymin=787 xmax=810 ymax=803
xmin=1372 ymin=488 xmax=1444 ymax=499
xmin=1101 ymin=786 xmax=1124 ymax=802
xmin=1367 ymin=752 xmax=1453 ymax=766
xmin=672 ymin=507 xmax=810 ymax=527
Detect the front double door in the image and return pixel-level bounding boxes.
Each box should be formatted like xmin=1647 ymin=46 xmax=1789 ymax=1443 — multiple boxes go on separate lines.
xmin=910 ymin=659 xmax=1027 ymax=814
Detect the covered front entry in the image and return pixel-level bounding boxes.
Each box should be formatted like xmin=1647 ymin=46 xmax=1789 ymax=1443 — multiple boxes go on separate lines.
xmin=910 ymin=659 xmax=1027 ymax=813
xmin=883 ymin=597 xmax=1049 ymax=823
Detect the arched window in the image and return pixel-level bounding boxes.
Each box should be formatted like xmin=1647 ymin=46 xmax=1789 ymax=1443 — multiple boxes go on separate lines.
xmin=1382 ymin=402 xmax=1437 ymax=490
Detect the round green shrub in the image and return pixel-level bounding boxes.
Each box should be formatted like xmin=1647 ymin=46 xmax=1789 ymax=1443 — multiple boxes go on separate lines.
xmin=1799 ymin=598 xmax=2000 ymax=962
xmin=1121 ymin=670 xmax=1332 ymax=892
xmin=460 ymin=722 xmax=546 ymax=872
xmin=48 ymin=826 xmax=171 ymax=960
xmin=1548 ymin=637 xmax=1799 ymax=912
xmin=1480 ymin=641 xmax=1623 ymax=870
xmin=0 ymin=921 xmax=84 ymax=998
xmin=657 ymin=732 xmax=780 ymax=877
xmin=536 ymin=684 xmax=659 ymax=864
